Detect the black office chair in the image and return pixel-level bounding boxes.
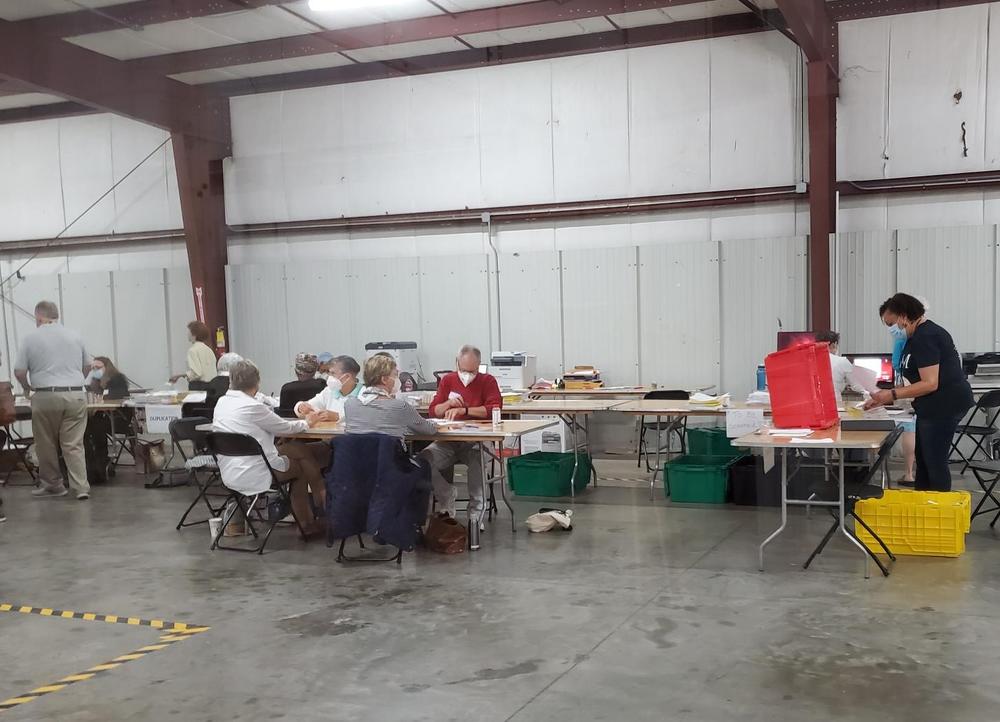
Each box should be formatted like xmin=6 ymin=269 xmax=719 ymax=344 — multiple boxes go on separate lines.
xmin=637 ymin=390 xmax=690 ymax=473
xmin=207 ymin=432 xmax=308 ymax=554
xmin=950 ymin=390 xmax=1000 ymax=473
xmin=803 ymin=425 xmax=904 ymax=577
xmin=172 ymin=417 xmax=224 ymax=530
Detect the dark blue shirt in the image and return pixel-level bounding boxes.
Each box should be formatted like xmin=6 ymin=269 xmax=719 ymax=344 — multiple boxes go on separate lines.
xmin=901 ymin=320 xmax=973 ymax=418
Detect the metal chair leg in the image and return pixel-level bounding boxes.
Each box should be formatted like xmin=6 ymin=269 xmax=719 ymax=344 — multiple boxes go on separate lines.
xmin=803 ymin=514 xmax=840 ymax=570
xmin=851 ymin=511 xmax=896 ymax=562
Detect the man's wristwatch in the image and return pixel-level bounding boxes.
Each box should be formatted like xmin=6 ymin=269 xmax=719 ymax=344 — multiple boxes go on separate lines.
xmin=891 ymin=389 xmax=898 ymax=401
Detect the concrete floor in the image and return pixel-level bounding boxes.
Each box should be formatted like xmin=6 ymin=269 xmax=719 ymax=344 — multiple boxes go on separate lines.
xmin=1 ymin=460 xmax=998 ymax=722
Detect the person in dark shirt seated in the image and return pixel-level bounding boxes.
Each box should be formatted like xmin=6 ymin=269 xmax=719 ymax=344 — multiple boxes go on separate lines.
xmin=84 ymin=356 xmax=131 ymax=484
xmin=278 ymin=353 xmax=325 ymax=414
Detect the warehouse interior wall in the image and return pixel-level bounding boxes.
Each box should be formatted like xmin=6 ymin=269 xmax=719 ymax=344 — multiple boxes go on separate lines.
xmin=0 ymin=7 xmax=998 ymax=400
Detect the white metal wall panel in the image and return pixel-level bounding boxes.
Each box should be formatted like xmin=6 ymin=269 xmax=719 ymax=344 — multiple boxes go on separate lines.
xmin=57 ymin=114 xmax=117 ymax=237
xmin=0 ymin=119 xmax=64 ymax=242
xmin=284 ymin=260 xmax=354 ymax=360
xmin=165 ymin=266 xmax=196 ymax=378
xmin=348 ymin=257 xmax=422 ymax=365
xmin=419 ymin=254 xmax=491 ymax=373
xmin=988 ymin=5 xmax=1000 ymax=170
xmin=478 ymin=62 xmax=554 ymax=206
xmin=60 ymin=271 xmax=115 ymax=360
xmin=886 ymin=6 xmax=988 ymax=177
xmin=835 ymin=231 xmax=896 ymax=354
xmin=497 ymin=251 xmax=563 ymax=379
xmin=226 ymin=264 xmax=289 ymax=396
xmin=551 ymin=52 xmax=630 ymax=201
xmin=709 ymin=33 xmax=797 ymax=189
xmin=343 ymin=77 xmax=415 ymax=216
xmin=9 ymin=274 xmax=60 ymax=356
xmin=113 ymin=269 xmax=169 ymax=388
xmin=720 ymin=236 xmax=807 ymax=398
xmin=628 ymin=42 xmax=711 ymax=196
xmin=638 ymin=241 xmax=720 ymax=389
xmin=560 ymin=246 xmax=639 ymax=385
xmin=280 ymin=86 xmax=349 ymax=222
xmin=408 ymin=71 xmax=483 ymax=212
xmin=896 ymin=226 xmax=996 ymax=352
xmin=837 ymin=18 xmax=890 ymax=181
xmin=225 ymin=94 xmax=289 ymax=225
xmin=109 ymin=116 xmax=174 ymax=234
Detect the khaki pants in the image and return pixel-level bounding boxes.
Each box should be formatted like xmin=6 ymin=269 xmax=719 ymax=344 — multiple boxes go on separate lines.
xmin=276 ymin=440 xmax=331 ymax=528
xmin=421 ymin=441 xmax=484 ymax=517
xmin=32 ymin=391 xmax=89 ymax=495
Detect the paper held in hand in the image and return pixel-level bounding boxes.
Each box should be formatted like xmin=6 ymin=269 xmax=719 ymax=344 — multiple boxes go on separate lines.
xmin=849 ymin=365 xmax=881 ymax=396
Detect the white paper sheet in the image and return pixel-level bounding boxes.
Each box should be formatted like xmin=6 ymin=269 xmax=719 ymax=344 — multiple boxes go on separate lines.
xmin=767 ymin=428 xmax=813 ymax=436
xmin=849 ymin=365 xmax=880 ymax=395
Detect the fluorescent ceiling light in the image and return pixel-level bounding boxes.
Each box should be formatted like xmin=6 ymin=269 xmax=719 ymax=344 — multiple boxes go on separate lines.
xmin=308 ymin=0 xmax=408 ymax=10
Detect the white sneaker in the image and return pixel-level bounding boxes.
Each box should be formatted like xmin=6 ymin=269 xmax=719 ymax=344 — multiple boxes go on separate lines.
xmin=76 ymin=493 xmax=90 ymax=501
xmin=32 ymin=485 xmax=68 ymax=498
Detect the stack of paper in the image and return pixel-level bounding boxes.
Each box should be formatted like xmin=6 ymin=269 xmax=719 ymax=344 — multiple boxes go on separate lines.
xmin=689 ymin=392 xmax=730 ymax=407
xmin=747 ymin=391 xmax=771 ymax=405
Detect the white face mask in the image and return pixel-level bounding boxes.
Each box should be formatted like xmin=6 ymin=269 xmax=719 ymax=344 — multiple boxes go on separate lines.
xmin=458 ymin=371 xmax=476 ymax=386
xmin=326 ymin=375 xmax=342 ymax=392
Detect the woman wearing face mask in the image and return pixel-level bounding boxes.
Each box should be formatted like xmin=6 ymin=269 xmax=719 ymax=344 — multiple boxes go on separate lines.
xmin=344 ymin=355 xmax=436 ymax=438
xmin=865 ymin=293 xmax=973 ymax=491
xmin=882 ymin=302 xmax=917 ymax=485
xmin=84 ymin=356 xmax=131 ymax=484
xmin=169 ymin=321 xmax=217 ymax=390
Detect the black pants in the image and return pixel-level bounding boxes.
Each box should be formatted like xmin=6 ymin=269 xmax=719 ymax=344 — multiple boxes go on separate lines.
xmin=914 ymin=414 xmax=964 ymax=492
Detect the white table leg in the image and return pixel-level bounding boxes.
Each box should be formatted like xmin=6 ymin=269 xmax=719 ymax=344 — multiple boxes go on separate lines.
xmin=650 ymin=415 xmax=662 ymax=500
xmin=759 ymin=448 xmax=789 ymax=571
xmin=836 ymin=450 xmax=871 ymax=579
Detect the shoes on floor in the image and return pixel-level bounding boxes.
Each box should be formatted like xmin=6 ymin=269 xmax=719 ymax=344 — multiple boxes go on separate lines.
xmin=0 ymin=500 xmax=5 ymax=522
xmin=31 ymin=485 xmax=68 ymax=498
xmin=897 ymin=479 xmax=915 ymax=488
xmin=77 ymin=493 xmax=90 ymax=501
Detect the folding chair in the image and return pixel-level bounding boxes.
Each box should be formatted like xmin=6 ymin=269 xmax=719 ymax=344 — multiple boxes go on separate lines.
xmin=803 ymin=426 xmax=904 ymax=577
xmin=950 ymin=390 xmax=1000 ymax=473
xmin=968 ymin=458 xmax=1000 ymax=526
xmin=206 ymin=432 xmax=308 ymax=554
xmin=171 ymin=417 xmax=224 ymax=530
xmin=637 ymin=390 xmax=689 ymax=477
xmin=2 ymin=406 xmax=36 ymax=486
xmin=108 ymin=408 xmax=140 ymax=474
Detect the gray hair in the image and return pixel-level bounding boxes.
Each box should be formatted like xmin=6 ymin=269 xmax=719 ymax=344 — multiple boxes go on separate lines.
xmin=331 ymin=355 xmax=360 ymax=376
xmin=216 ymin=352 xmax=243 ymax=375
xmin=228 ymin=360 xmax=261 ymax=392
xmin=457 ymin=345 xmax=481 ymax=361
xmin=34 ymin=300 xmax=59 ymax=320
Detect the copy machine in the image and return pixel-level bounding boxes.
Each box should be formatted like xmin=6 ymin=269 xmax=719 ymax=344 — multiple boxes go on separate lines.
xmin=488 ymin=352 xmax=537 ymax=389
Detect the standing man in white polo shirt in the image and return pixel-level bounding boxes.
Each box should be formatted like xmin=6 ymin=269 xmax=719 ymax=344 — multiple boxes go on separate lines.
xmin=14 ymin=301 xmax=93 ymax=500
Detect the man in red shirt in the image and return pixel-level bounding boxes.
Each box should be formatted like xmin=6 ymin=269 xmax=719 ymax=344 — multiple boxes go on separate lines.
xmin=422 ymin=345 xmax=502 ymax=525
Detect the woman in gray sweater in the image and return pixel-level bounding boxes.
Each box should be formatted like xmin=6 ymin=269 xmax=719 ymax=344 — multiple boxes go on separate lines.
xmin=344 ymin=355 xmax=436 ymax=438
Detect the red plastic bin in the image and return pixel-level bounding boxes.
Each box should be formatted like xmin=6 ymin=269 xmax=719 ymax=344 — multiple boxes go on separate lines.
xmin=764 ymin=341 xmax=839 ymax=429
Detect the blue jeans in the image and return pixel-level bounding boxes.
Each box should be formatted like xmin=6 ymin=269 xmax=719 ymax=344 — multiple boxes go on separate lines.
xmin=914 ymin=414 xmax=964 ymax=492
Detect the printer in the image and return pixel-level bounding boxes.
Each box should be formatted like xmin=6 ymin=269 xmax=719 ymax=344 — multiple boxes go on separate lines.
xmin=488 ymin=352 xmax=537 ymax=389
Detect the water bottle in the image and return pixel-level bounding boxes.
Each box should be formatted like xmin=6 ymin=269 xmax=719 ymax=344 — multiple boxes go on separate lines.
xmin=492 ymin=407 xmax=501 ymax=429
xmin=756 ymin=365 xmax=767 ymax=392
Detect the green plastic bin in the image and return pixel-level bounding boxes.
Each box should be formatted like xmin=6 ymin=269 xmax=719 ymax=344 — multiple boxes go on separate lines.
xmin=663 ymin=454 xmax=737 ymax=503
xmin=508 ymin=451 xmax=591 ymax=497
xmin=687 ymin=427 xmax=744 ymax=458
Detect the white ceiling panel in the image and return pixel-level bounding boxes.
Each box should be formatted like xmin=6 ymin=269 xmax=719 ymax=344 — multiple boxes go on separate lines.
xmin=663 ymin=0 xmax=749 ymax=22
xmin=607 ymin=9 xmax=675 ymax=29
xmin=282 ymin=0 xmax=442 ymax=30
xmin=0 ymin=93 xmax=66 ymax=110
xmin=433 ymin=0 xmax=530 ymax=12
xmin=66 ymin=6 xmax=318 ymax=59
xmin=345 ymin=36 xmax=466 ymax=63
xmin=0 ymin=0 xmax=132 ymax=21
xmin=460 ymin=17 xmax=615 ymax=48
xmin=170 ymin=51 xmax=355 ymax=85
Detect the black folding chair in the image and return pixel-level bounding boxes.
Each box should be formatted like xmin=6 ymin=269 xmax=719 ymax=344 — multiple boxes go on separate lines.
xmin=968 ymin=457 xmax=1000 ymax=526
xmin=206 ymin=432 xmax=307 ymax=554
xmin=803 ymin=425 xmax=904 ymax=577
xmin=2 ymin=407 xmax=36 ymax=486
xmin=108 ymin=408 xmax=140 ymax=473
xmin=172 ymin=417 xmax=223 ymax=530
xmin=950 ymin=390 xmax=1000 ymax=473
xmin=637 ymin=390 xmax=690 ymax=474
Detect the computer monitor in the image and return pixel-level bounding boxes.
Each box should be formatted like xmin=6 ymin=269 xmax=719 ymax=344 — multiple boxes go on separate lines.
xmin=847 ymin=354 xmax=894 ymax=383
xmin=776 ymin=331 xmax=815 ymax=351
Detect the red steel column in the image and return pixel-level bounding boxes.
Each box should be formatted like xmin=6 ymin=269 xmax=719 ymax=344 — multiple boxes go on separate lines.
xmin=171 ymin=132 xmax=229 ymax=340
xmin=807 ymin=60 xmax=837 ymax=331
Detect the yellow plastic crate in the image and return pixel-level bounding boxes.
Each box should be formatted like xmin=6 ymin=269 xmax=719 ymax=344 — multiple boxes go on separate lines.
xmin=855 ymin=490 xmax=971 ymax=558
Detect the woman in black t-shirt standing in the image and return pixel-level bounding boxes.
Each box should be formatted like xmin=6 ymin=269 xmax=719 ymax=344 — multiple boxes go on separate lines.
xmin=865 ymin=293 xmax=973 ymax=491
